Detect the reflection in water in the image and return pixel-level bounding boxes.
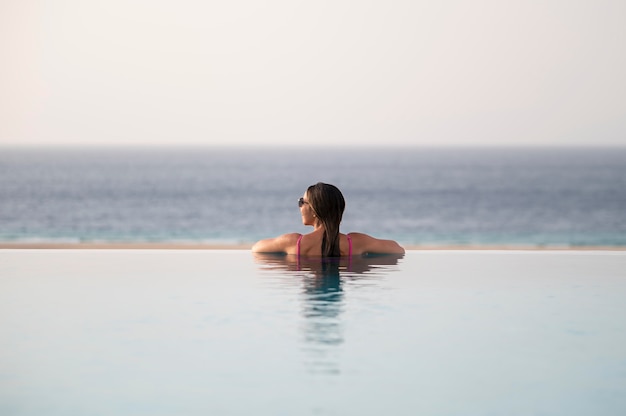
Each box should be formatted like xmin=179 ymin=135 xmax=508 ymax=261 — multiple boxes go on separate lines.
xmin=254 ymin=254 xmax=403 ymax=375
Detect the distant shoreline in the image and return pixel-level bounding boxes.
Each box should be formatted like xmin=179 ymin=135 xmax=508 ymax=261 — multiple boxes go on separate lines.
xmin=1 ymin=242 xmax=625 ymax=251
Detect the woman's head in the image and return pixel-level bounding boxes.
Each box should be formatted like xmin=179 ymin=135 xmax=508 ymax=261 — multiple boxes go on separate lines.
xmin=305 ymin=183 xmax=345 ymax=224
xmin=303 ymin=183 xmax=345 ymax=257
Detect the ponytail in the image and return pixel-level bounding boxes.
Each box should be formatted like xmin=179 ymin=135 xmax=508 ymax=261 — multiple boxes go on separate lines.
xmin=320 ymin=219 xmax=341 ymax=257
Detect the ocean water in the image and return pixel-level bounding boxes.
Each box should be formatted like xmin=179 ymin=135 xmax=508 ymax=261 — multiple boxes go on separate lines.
xmin=1 ymin=146 xmax=625 ymax=246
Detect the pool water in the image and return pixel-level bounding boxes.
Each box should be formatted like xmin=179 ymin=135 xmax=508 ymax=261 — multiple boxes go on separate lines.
xmin=1 ymin=250 xmax=625 ymax=415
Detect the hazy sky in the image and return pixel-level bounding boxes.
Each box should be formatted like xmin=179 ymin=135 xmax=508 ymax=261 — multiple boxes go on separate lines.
xmin=1 ymin=0 xmax=625 ymax=147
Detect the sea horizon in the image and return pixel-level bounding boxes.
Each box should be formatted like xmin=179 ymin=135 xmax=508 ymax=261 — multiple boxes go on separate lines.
xmin=2 ymin=145 xmax=625 ymax=247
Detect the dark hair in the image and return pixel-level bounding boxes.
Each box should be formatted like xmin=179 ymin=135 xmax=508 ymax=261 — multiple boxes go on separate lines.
xmin=306 ymin=182 xmax=346 ymax=257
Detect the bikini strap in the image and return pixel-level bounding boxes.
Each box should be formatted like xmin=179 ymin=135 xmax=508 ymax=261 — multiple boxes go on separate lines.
xmin=346 ymin=233 xmax=353 ymax=272
xmin=296 ymin=234 xmax=303 ymax=257
xmin=296 ymin=234 xmax=303 ymax=271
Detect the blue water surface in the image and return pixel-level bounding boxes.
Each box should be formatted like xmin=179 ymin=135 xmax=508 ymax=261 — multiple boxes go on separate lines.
xmin=1 ymin=250 xmax=625 ymax=415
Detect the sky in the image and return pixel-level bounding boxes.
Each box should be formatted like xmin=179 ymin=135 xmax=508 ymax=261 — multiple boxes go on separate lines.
xmin=1 ymin=0 xmax=625 ymax=147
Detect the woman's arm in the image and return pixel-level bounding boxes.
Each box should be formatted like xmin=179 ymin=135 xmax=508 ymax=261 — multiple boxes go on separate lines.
xmin=251 ymin=233 xmax=301 ymax=254
xmin=349 ymin=232 xmax=405 ymax=255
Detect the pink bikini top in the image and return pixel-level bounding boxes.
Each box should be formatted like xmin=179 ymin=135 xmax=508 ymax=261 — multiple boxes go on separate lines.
xmin=296 ymin=233 xmax=352 ymax=257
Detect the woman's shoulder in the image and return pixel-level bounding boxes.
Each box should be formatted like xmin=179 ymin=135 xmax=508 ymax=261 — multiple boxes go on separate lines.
xmin=283 ymin=232 xmax=303 ymax=242
xmin=345 ymin=232 xmax=405 ymax=255
xmin=251 ymin=232 xmax=302 ymax=253
xmin=345 ymin=232 xmax=372 ymax=241
xmin=344 ymin=232 xmax=376 ymax=246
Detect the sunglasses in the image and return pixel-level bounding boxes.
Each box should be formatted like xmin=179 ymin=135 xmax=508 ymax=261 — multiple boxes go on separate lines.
xmin=298 ymin=197 xmax=309 ymax=208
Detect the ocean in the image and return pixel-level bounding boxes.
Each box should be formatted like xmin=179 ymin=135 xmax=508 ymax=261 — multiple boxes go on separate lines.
xmin=1 ymin=146 xmax=625 ymax=247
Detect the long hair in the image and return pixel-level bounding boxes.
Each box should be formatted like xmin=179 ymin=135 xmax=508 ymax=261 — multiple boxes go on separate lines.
xmin=306 ymin=183 xmax=346 ymax=257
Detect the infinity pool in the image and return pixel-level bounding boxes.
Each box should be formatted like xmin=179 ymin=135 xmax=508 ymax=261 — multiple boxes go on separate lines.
xmin=1 ymin=250 xmax=625 ymax=415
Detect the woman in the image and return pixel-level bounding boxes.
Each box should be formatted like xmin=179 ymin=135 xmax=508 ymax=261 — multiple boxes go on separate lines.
xmin=252 ymin=182 xmax=405 ymax=256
